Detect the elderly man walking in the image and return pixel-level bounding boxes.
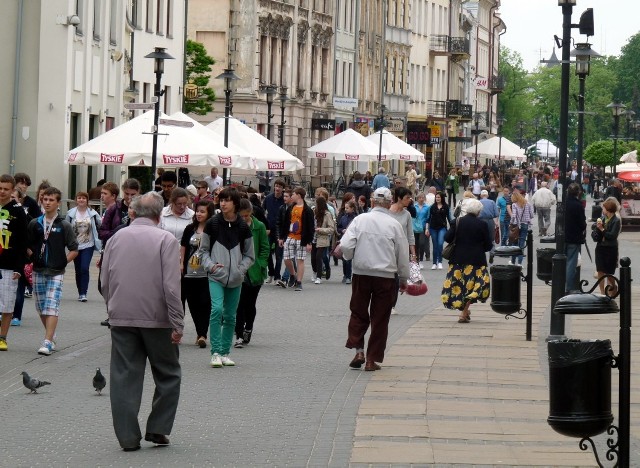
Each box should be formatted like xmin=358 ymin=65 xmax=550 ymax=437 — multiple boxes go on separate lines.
xmin=530 ymin=181 xmax=556 ymax=236
xmin=101 ymin=192 xmax=184 ymax=452
xmin=341 ymin=187 xmax=410 ymax=371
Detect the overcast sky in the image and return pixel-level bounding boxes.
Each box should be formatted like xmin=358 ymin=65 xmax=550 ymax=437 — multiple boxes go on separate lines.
xmin=498 ymin=0 xmax=639 ymax=71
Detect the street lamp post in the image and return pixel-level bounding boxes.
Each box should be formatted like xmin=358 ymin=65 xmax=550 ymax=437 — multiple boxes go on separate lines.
xmin=278 ymin=87 xmax=288 ymax=149
xmin=607 ymin=102 xmax=626 ymax=178
xmin=215 ymin=68 xmax=240 ymax=185
xmin=549 ymin=0 xmax=575 ymax=338
xmin=497 ymin=116 xmax=505 ymax=183
xmin=571 ymin=42 xmax=599 ymax=184
xmin=144 ymin=47 xmax=174 ymax=191
xmin=473 ymin=112 xmax=482 ymax=170
xmin=262 ymin=85 xmax=277 ymax=141
xmin=377 ymin=104 xmax=386 ymax=164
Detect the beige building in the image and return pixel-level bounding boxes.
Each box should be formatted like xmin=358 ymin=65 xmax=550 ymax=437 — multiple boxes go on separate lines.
xmin=0 ymin=0 xmax=185 ymax=196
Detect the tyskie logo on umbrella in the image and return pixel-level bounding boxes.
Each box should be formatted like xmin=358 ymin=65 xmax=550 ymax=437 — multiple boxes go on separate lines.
xmin=315 ymin=152 xmax=327 ymax=159
xmin=100 ymin=153 xmax=124 ymax=164
xmin=163 ymin=154 xmax=189 ymax=165
xmin=345 ymin=154 xmax=360 ymax=161
xmin=218 ymin=156 xmax=232 ymax=166
xmin=267 ymin=161 xmax=285 ymax=170
xmin=68 ymin=153 xmax=77 ymax=162
xmin=399 ymin=155 xmax=411 ymax=160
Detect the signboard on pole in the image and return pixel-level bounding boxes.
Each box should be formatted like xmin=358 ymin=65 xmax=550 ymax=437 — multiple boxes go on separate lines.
xmin=406 ymin=122 xmax=431 ymax=145
xmin=124 ymin=102 xmax=156 ymax=110
xmin=159 ymin=119 xmax=194 ymax=128
xmin=429 ymin=125 xmax=441 ymax=145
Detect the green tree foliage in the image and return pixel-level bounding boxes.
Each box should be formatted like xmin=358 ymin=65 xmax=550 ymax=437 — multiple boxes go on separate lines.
xmin=498 ymin=48 xmax=532 ymax=142
xmin=613 ymin=32 xmax=640 ymax=107
xmin=184 ymin=40 xmax=216 ymax=115
xmin=585 ymin=139 xmax=637 ymax=167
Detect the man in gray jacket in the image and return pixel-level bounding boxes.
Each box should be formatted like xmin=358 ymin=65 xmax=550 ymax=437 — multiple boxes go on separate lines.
xmin=340 ymin=187 xmax=410 ymax=371
xmin=101 ymin=191 xmax=184 ymax=451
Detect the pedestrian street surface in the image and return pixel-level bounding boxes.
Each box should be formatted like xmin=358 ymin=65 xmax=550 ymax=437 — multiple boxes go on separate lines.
xmin=1 ymin=211 xmax=639 ymax=466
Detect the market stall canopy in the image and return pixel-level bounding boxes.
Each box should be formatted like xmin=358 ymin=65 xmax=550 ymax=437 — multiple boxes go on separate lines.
xmin=620 ymin=149 xmax=638 ymax=163
xmin=66 ymin=111 xmax=251 ymax=168
xmin=205 ymin=116 xmax=305 ymax=172
xmin=615 ymin=162 xmax=640 ymax=182
xmin=527 ymin=139 xmax=564 ymax=159
xmin=366 ymin=130 xmax=425 ymax=161
xmin=463 ymin=136 xmax=526 ymax=161
xmin=307 ymin=128 xmax=389 ymax=162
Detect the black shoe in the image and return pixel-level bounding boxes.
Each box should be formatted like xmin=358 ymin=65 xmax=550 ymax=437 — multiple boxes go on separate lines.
xmin=242 ymin=329 xmax=252 ymax=344
xmin=100 ymin=318 xmax=110 ymax=327
xmin=145 ymin=433 xmax=170 ymax=446
xmin=122 ymin=445 xmax=141 ymax=452
xmin=489 ymin=251 xmax=495 ymax=264
xmin=276 ymin=279 xmax=286 ymax=288
xmin=325 ymin=267 xmax=331 ymax=280
xmin=287 ymin=277 xmax=296 ymax=288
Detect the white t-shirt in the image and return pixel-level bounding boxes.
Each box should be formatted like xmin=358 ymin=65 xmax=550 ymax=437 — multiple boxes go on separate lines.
xmin=204 ymin=175 xmax=224 ymax=192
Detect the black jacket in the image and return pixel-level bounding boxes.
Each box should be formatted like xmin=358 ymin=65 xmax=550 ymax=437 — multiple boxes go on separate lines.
xmin=346 ymin=180 xmax=371 ymax=203
xmin=0 ymin=200 xmax=28 ymax=274
xmin=28 ymin=215 xmax=78 ymax=275
xmin=565 ymin=196 xmax=586 ymax=244
xmin=279 ymin=202 xmax=315 ymax=246
xmin=445 ymin=214 xmax=492 ymax=267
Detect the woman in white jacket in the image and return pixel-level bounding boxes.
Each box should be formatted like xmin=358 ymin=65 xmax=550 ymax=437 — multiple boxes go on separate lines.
xmin=65 ymin=192 xmax=102 ymax=302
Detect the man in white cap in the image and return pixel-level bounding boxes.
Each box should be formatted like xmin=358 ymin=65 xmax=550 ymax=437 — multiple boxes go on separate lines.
xmin=340 ymin=187 xmax=410 ymax=372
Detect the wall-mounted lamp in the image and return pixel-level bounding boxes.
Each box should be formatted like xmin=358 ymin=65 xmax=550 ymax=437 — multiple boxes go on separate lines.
xmin=56 ymin=14 xmax=80 ymax=26
xmin=111 ymin=50 xmax=124 ymax=62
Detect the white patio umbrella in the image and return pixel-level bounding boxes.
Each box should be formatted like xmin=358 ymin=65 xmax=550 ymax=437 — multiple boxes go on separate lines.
xmin=204 ymin=116 xmax=305 ymax=172
xmin=620 ymin=149 xmax=638 ymax=163
xmin=366 ymin=130 xmax=425 ymax=161
xmin=463 ymin=136 xmax=526 ymax=161
xmin=66 ymin=111 xmax=250 ymax=169
xmin=307 ymin=128 xmax=388 ymax=162
xmin=527 ymin=139 xmax=563 ymax=159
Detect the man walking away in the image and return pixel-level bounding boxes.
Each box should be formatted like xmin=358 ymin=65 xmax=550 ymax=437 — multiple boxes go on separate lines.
xmin=341 ymin=187 xmax=410 ymax=371
xmin=101 ymin=191 xmax=184 ymax=451
xmin=530 ymin=181 xmax=556 ymax=236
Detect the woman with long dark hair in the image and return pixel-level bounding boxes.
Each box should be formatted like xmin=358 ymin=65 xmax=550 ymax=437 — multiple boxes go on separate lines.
xmin=425 ymin=192 xmax=451 ymax=269
xmin=310 ymin=196 xmax=336 ymax=284
xmin=180 ymin=200 xmax=215 ymax=348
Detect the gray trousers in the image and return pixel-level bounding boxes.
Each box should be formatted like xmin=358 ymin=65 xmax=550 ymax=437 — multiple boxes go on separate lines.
xmin=110 ymin=327 xmax=181 ymax=448
xmin=537 ymin=207 xmax=551 ymax=235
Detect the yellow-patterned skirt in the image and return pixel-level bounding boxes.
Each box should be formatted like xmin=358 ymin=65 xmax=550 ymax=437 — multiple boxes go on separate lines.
xmin=441 ymin=263 xmax=490 ymax=311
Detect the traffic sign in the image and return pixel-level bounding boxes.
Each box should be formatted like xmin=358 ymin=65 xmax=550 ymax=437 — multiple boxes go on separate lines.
xmin=159 ymin=119 xmax=194 ymax=128
xmin=124 ymin=102 xmax=155 ymax=110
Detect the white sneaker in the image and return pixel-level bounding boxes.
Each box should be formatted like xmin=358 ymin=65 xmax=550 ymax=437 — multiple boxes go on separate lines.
xmin=314 ymin=278 xmax=321 ymax=284
xmin=419 ymin=263 xmax=425 ymax=270
xmin=311 ymin=273 xmax=317 ymax=282
xmin=437 ymin=263 xmax=443 ymax=270
xmin=210 ymin=353 xmax=223 ymax=368
xmin=37 ymin=340 xmax=53 ymax=356
xmin=391 ymin=307 xmax=398 ymax=315
xmin=233 ymin=338 xmax=244 ymax=348
xmin=265 ymin=276 xmax=273 ymax=284
xmin=431 ymin=264 xmax=437 ymax=270
xmin=221 ymin=355 xmax=235 ymax=366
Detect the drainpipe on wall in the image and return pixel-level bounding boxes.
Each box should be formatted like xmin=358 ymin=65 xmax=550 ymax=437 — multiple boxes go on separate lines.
xmin=10 ymin=0 xmax=24 ymax=176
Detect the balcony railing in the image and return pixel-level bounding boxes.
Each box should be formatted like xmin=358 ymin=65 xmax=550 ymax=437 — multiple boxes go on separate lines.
xmin=450 ymin=37 xmax=470 ymax=59
xmin=489 ymin=75 xmax=506 ymax=94
xmin=428 ymin=100 xmax=447 ymax=118
xmin=459 ymin=104 xmax=473 ymax=121
xmin=447 ymin=100 xmax=461 ymax=117
xmin=429 ymin=35 xmax=470 ymax=60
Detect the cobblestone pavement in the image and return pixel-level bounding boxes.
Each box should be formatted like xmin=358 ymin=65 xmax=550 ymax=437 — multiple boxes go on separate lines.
xmin=2 ymin=200 xmax=639 ymax=467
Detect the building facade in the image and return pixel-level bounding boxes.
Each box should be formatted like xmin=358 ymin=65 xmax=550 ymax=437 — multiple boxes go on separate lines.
xmin=0 ymin=0 xmax=184 ymax=196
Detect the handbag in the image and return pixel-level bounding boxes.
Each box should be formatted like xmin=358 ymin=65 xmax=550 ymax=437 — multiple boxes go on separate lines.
xmin=442 ymin=221 xmax=457 ymax=260
xmin=508 ymin=210 xmax=522 ymax=244
xmin=494 ymin=225 xmax=501 ymax=245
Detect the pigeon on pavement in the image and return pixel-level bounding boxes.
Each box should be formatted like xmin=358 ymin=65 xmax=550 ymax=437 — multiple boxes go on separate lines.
xmin=93 ymin=368 xmax=106 ymax=395
xmin=21 ymin=371 xmax=51 ymax=394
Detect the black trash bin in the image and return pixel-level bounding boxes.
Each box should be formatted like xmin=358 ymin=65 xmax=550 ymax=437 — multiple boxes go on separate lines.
xmin=591 ymin=200 xmax=603 ymax=222
xmin=536 ymin=247 xmax=555 ymax=282
xmin=490 ymin=264 xmax=522 ymax=314
xmin=547 ymin=339 xmax=613 ymax=438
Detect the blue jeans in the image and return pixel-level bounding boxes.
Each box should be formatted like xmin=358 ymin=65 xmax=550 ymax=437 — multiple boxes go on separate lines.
xmin=500 ymin=219 xmax=510 ymax=246
xmin=73 ymin=247 xmax=94 ymax=295
xmin=566 ymin=243 xmax=581 ymax=292
xmin=208 ymin=281 xmax=242 ymax=356
xmin=342 ymin=258 xmax=352 ymax=280
xmin=510 ymin=223 xmax=528 ymax=265
xmin=429 ymin=227 xmax=447 ymax=264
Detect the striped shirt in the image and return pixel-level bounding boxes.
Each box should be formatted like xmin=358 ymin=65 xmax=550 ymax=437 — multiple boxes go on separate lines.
xmin=510 ymin=202 xmax=534 ymax=227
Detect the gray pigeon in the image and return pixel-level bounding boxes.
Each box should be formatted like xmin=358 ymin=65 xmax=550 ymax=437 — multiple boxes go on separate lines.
xmin=21 ymin=371 xmax=51 ymax=394
xmin=92 ymin=367 xmax=106 ymax=395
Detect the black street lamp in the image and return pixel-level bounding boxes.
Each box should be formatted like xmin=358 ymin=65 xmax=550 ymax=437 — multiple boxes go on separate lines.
xmin=377 ymin=104 xmax=386 ymax=164
xmin=496 ymin=116 xmax=506 ymax=182
xmin=215 ymin=68 xmax=240 ymax=185
xmin=144 ymin=47 xmax=174 ymax=191
xmin=571 ymin=42 xmax=599 ymax=184
xmin=261 ymin=85 xmax=277 ymax=141
xmin=607 ymin=102 xmax=626 ymax=177
xmin=473 ymin=112 xmax=482 ymax=170
xmin=278 ymin=87 xmax=288 ymax=149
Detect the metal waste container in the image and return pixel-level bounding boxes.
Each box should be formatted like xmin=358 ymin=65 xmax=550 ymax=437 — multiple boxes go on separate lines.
xmin=490 ymin=264 xmax=522 ymax=314
xmin=547 ymin=339 xmax=613 ymax=438
xmin=536 ymin=248 xmax=555 ymax=282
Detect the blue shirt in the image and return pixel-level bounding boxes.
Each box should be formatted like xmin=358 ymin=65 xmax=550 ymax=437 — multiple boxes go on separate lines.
xmin=371 ymin=173 xmax=390 ymax=190
xmin=497 ymin=194 xmax=511 ymax=222
xmin=412 ymin=203 xmax=430 ymax=233
xmin=479 ymin=198 xmax=498 ymax=220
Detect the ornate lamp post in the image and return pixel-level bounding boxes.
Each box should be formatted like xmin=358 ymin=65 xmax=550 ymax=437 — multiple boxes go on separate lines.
xmin=261 ymin=85 xmax=277 ymax=141
xmin=496 ymin=116 xmax=506 ymax=182
xmin=606 ymin=102 xmax=626 ymax=177
xmin=278 ymin=87 xmax=288 ymax=148
xmin=571 ymin=42 xmax=599 ymax=184
xmin=144 ymin=47 xmax=174 ymax=191
xmin=473 ymin=112 xmax=482 ymax=170
xmin=215 ymin=68 xmax=240 ymax=185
